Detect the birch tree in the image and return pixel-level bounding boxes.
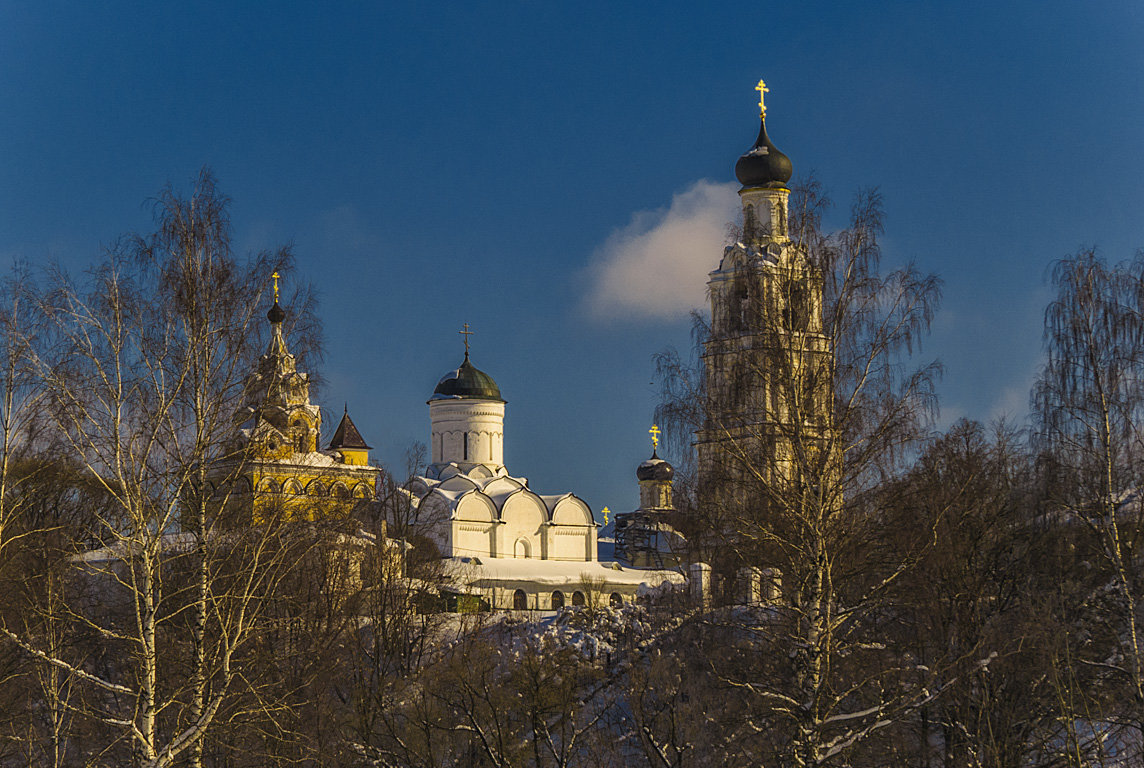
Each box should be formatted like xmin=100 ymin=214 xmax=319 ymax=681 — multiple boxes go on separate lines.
xmin=1033 ymin=248 xmax=1144 ymax=762
xmin=0 ymin=170 xmax=314 ymax=767
xmin=657 ymin=182 xmax=945 ymax=766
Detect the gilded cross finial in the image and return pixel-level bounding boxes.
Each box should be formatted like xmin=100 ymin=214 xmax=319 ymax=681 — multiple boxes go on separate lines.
xmin=459 ymin=322 xmax=473 ymax=358
xmin=271 ymin=270 xmax=280 ymax=303
xmin=755 ymin=79 xmax=769 ymax=120
xmin=649 ymin=424 xmax=661 ymax=451
xmin=602 ymin=506 xmax=611 ymax=527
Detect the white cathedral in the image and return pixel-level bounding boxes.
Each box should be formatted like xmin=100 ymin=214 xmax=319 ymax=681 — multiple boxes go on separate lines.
xmin=407 ymin=342 xmax=685 ymax=610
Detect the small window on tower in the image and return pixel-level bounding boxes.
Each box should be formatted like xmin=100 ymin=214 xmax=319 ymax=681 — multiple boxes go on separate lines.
xmin=783 ymin=282 xmax=809 ymax=332
xmin=756 ymin=202 xmax=772 ymax=234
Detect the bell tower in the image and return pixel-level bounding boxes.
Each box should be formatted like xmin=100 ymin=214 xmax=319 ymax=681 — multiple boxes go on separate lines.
xmin=697 ymin=81 xmax=833 ymax=496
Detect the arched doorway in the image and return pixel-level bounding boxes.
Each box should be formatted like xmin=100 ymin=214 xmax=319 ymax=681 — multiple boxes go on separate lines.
xmin=609 ymin=592 xmax=622 ymax=608
xmin=551 ymin=591 xmax=565 ymax=610
xmin=571 ymin=591 xmax=585 ymax=607
xmin=514 ymin=539 xmax=531 ymax=558
xmin=513 ymin=589 xmax=528 ymax=610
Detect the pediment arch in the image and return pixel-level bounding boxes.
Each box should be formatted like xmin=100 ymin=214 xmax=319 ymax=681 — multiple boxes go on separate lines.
xmin=551 ymin=495 xmax=593 ymax=526
xmin=500 ymin=489 xmax=547 ymax=531
xmin=454 ymin=492 xmax=496 ymax=523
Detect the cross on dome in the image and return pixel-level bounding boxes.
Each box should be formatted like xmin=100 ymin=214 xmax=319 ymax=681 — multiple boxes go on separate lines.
xmin=459 ymin=322 xmax=474 ymax=359
xmin=649 ymin=424 xmax=661 ymax=451
xmin=755 ymin=79 xmax=769 ymax=120
xmin=272 ymin=270 xmax=280 ymax=302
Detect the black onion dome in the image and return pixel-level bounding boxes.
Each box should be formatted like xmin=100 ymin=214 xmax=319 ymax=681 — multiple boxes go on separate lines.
xmin=431 ymin=356 xmax=503 ymax=402
xmin=267 ymin=302 xmax=286 ymax=324
xmin=637 ymin=451 xmax=675 ymax=482
xmin=734 ymin=119 xmax=793 ymax=189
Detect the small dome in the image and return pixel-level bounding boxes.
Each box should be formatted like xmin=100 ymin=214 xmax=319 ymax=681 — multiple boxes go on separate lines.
xmin=267 ymin=301 xmax=286 ymax=324
xmin=734 ymin=119 xmax=792 ymax=189
xmin=637 ymin=451 xmax=674 ymax=482
xmin=431 ymin=356 xmax=503 ymax=401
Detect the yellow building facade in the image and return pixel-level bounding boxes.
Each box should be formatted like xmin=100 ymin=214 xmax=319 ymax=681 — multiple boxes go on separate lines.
xmin=211 ymin=294 xmax=380 ymax=524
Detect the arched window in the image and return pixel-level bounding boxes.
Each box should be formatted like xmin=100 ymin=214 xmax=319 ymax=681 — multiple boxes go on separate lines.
xmin=352 ymin=483 xmax=371 ymax=499
xmin=609 ymin=592 xmax=623 ymax=608
xmin=728 ymin=276 xmax=750 ymax=332
xmin=332 ymin=483 xmax=349 ymax=499
xmin=283 ymin=480 xmax=303 ymax=495
xmin=571 ymin=591 xmax=585 ymax=607
xmin=513 ymin=589 xmax=528 ymax=611
xmin=783 ymin=281 xmax=810 ymax=332
xmin=514 ymin=539 xmax=531 ymax=559
xmin=551 ymin=591 xmax=565 ymax=610
xmin=293 ymin=419 xmax=307 ymax=453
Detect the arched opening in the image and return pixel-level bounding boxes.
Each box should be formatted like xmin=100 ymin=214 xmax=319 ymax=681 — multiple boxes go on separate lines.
xmin=551 ymin=591 xmax=565 ymax=610
xmin=332 ymin=483 xmax=349 ymax=499
xmin=514 ymin=538 xmax=531 ymax=559
xmin=571 ymin=591 xmax=585 ymax=607
xmin=609 ymin=592 xmax=622 ymax=608
xmin=293 ymin=419 xmax=307 ymax=453
xmin=783 ymin=280 xmax=810 ymax=332
xmin=512 ymin=589 xmax=528 ymax=611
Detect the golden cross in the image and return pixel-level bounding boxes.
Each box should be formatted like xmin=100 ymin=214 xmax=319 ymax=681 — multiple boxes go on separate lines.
xmin=459 ymin=322 xmax=473 ymax=357
xmin=649 ymin=424 xmax=661 ymax=450
xmin=271 ymin=270 xmax=280 ymax=302
xmin=602 ymin=506 xmax=611 ymax=527
xmin=755 ymin=79 xmax=769 ymax=120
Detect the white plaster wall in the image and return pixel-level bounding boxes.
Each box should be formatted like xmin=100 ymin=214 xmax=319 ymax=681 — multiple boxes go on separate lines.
xmin=499 ymin=492 xmax=546 ymax=559
xmin=429 ymin=399 xmax=505 ymax=468
xmin=549 ymin=528 xmax=594 ymax=561
xmin=452 ymin=520 xmax=496 ymax=558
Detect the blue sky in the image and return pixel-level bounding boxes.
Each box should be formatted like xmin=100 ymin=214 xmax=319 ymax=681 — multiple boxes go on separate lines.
xmin=4 ymin=2 xmax=1144 ymax=516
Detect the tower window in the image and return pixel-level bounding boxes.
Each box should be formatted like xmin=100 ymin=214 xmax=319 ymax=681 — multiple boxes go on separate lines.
xmin=783 ymin=282 xmax=809 ymax=331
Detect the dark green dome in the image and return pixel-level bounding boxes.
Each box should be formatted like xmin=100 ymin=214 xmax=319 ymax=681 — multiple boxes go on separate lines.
xmin=735 ymin=119 xmax=792 ymax=189
xmin=430 ymin=356 xmax=503 ymax=401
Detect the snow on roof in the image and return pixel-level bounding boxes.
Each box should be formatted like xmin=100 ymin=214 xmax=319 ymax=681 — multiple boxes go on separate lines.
xmin=75 ymin=532 xmax=198 ymax=563
xmin=76 ymin=527 xmax=405 ymax=564
xmin=443 ymin=556 xmax=684 ymax=589
xmin=539 ymin=493 xmax=576 ymax=513
xmin=265 ymin=451 xmax=378 ymax=471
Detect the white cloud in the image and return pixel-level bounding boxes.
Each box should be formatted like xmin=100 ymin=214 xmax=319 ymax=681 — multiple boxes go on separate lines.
xmin=584 ymin=180 xmax=739 ymax=321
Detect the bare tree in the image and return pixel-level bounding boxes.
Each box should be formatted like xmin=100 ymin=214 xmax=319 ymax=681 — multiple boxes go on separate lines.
xmin=878 ymin=419 xmax=1064 ymax=767
xmin=657 ymin=181 xmax=945 ymax=766
xmin=0 ymin=170 xmax=319 ymax=767
xmin=1033 ymin=248 xmax=1144 ymax=762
